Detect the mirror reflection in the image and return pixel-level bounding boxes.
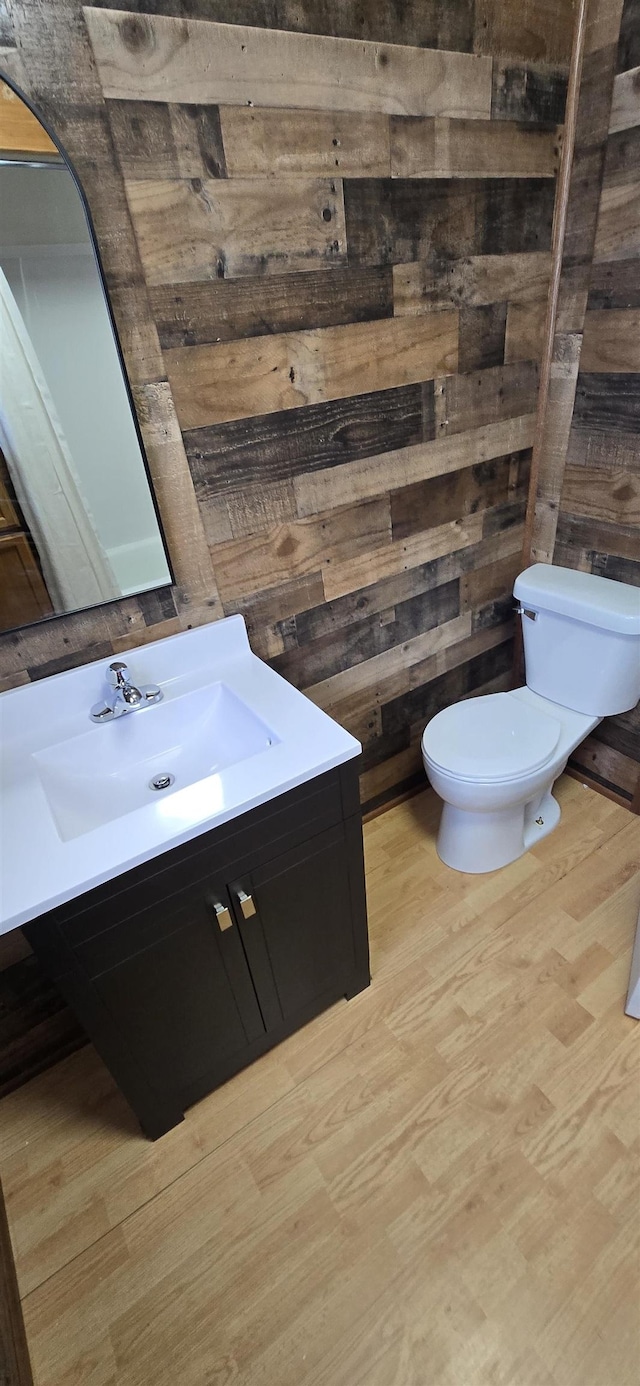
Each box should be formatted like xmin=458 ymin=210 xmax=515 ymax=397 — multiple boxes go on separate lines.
xmin=0 ymin=79 xmax=171 ymax=634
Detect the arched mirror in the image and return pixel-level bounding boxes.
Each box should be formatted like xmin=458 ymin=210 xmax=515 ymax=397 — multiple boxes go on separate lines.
xmin=0 ymin=77 xmax=172 ymax=634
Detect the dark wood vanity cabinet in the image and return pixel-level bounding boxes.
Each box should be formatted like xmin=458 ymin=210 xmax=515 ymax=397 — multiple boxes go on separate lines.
xmin=24 ymin=762 xmax=369 ymax=1138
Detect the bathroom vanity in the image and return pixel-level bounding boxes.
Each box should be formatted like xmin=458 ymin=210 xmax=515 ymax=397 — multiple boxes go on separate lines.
xmin=0 ymin=619 xmax=369 ymax=1138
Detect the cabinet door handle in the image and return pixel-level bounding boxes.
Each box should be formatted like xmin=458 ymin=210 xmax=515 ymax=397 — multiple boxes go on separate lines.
xmin=236 ymin=889 xmax=257 ymax=920
xmin=212 ymin=901 xmax=233 ymax=932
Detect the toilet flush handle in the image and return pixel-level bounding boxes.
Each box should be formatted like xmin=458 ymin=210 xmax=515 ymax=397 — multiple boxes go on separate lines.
xmin=514 ymin=604 xmax=538 ymax=620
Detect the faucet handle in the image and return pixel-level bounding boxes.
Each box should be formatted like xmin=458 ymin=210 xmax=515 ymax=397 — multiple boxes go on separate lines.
xmin=107 ymin=661 xmax=129 ymax=688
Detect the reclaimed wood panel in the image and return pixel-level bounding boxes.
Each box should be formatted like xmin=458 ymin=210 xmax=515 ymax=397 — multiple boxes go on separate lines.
xmin=393 ymin=252 xmax=552 ymax=315
xmin=594 ymin=181 xmax=640 ymax=263
xmin=344 ymin=177 xmax=556 ymax=267
xmin=609 ymin=63 xmax=640 ymax=132
xmin=474 ymin=0 xmax=576 ymax=65
xmin=491 ymin=63 xmax=569 ymax=124
xmin=108 ymin=99 xmax=228 ymax=180
xmin=617 ymin=0 xmax=640 ymax=71
xmin=560 ymin=463 xmax=640 ymax=525
xmin=568 ymin=733 xmax=640 ymax=803
xmin=212 ymin=496 xmax=390 ymax=603
xmin=294 ymin=414 xmax=537 ymax=516
xmin=85 ymin=0 xmax=478 ymax=50
xmin=504 ymin=294 xmax=548 ymax=362
xmin=571 ymin=370 xmax=640 ymax=435
xmin=164 ymin=312 xmax=459 ymax=427
xmin=458 ymin=301 xmax=508 ymax=372
xmin=150 ymin=264 xmax=394 ymax=349
xmin=85 ymin=11 xmax=493 ymax=118
xmin=124 ymin=175 xmax=347 ymax=284
xmin=270 ymin=578 xmax=461 ymax=691
xmin=322 ymin=514 xmax=486 ymax=603
xmin=555 ymin=509 xmax=640 ymax=563
xmin=284 ymin=529 xmax=523 ymax=652
xmin=390 ymin=450 xmax=529 ymax=541
xmin=219 ymin=107 xmax=390 ymax=178
xmin=185 ymin=381 xmax=432 ymax=494
xmin=580 ymin=308 xmax=640 ymax=371
xmin=437 ymin=360 xmax=540 ymax=435
xmin=390 ymin=116 xmax=560 ymax=179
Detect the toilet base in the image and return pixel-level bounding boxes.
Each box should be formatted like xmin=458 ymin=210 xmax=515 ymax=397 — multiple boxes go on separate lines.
xmin=436 ymin=784 xmax=561 ymax=874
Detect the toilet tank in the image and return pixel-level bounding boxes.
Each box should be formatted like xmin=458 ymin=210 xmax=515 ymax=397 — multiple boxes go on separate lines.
xmin=514 ymin=564 xmax=640 ymax=716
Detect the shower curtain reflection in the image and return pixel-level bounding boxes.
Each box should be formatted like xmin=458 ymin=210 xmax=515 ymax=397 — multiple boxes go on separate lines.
xmin=0 ymin=265 xmax=119 ymax=612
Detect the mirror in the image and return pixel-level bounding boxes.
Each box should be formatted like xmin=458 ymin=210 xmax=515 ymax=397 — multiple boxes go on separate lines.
xmin=0 ymin=78 xmax=172 ymax=634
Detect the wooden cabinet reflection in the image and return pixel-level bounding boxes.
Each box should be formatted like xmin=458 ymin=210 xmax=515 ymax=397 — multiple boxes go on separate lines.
xmin=0 ymin=452 xmax=53 ymax=630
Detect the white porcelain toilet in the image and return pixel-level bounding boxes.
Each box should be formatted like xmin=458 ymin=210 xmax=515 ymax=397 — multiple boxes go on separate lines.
xmin=421 ymin=564 xmax=640 ymax=873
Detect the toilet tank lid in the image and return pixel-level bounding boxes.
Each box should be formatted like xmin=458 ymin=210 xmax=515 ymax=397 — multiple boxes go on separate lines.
xmin=514 ymin=564 xmax=640 ymax=635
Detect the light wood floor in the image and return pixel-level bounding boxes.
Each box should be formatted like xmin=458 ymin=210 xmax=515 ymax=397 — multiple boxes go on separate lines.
xmin=1 ymin=776 xmax=639 ymax=1386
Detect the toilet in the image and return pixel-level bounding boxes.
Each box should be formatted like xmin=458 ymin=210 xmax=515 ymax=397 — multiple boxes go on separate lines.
xmin=421 ymin=564 xmax=640 ymax=873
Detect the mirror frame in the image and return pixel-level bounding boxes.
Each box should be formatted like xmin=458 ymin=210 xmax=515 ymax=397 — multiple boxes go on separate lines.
xmin=0 ymin=69 xmax=176 ymax=636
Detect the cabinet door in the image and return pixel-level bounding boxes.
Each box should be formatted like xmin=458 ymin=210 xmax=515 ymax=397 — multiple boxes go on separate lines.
xmin=229 ymin=822 xmax=356 ymax=1031
xmin=92 ymin=883 xmax=265 ymax=1104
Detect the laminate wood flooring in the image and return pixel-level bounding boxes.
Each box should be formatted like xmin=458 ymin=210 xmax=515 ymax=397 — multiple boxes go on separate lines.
xmin=0 ymin=775 xmax=638 ymax=1386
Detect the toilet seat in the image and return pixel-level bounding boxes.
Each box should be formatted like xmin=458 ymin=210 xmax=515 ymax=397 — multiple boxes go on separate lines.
xmin=422 ymin=692 xmax=562 ymax=784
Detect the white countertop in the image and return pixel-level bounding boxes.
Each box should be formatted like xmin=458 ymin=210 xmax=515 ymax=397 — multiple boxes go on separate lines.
xmin=0 ymin=617 xmax=360 ymax=935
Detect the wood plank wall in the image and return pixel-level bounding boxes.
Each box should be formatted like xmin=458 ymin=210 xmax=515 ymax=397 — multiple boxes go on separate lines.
xmin=530 ymin=0 xmax=640 ymax=812
xmin=0 ymin=0 xmax=575 ymax=1091
xmin=0 ymin=0 xmax=574 ymax=821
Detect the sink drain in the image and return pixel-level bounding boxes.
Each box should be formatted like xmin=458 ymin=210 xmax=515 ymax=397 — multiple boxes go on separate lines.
xmin=149 ymin=772 xmax=175 ymax=792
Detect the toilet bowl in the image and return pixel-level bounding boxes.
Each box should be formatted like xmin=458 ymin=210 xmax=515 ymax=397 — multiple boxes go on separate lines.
xmin=422 ymin=564 xmax=640 ymax=874
xmin=422 ymin=687 xmax=598 ymax=873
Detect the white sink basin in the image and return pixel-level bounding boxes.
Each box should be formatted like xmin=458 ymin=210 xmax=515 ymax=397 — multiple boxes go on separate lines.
xmin=32 ymin=682 xmax=278 ymax=842
xmin=0 ymin=614 xmax=360 ymax=934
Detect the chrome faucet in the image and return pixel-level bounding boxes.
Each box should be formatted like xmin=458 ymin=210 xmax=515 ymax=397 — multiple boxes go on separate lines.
xmin=90 ymin=661 xmax=163 ymax=723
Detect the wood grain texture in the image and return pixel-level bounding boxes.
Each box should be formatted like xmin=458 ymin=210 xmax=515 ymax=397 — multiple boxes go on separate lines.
xmin=2 ymin=780 xmax=638 ymax=1386
xmin=571 ymin=370 xmax=640 ymax=436
xmin=580 ymin=308 xmax=640 ymax=370
xmin=594 ymin=181 xmax=640 ymax=263
xmin=294 ymin=414 xmax=537 ymax=517
xmin=491 ymin=63 xmax=569 ymax=124
xmin=85 ymin=10 xmax=493 ymax=118
xmin=84 ymin=0 xmax=478 ymax=50
xmin=390 ymin=450 xmax=530 ymax=541
xmin=344 ymin=176 xmax=556 ymax=267
xmin=108 ymin=98 xmax=228 ymax=179
xmin=280 ymin=529 xmax=523 ymax=654
xmin=504 ymin=293 xmax=548 ymax=362
xmin=617 ymin=0 xmax=640 ymax=72
xmin=393 ymin=252 xmax=552 ymax=314
xmin=458 ymin=302 xmax=508 ymax=372
xmin=220 ymin=107 xmax=391 ymax=178
xmin=150 ymin=264 xmax=394 ymax=348
xmin=474 ymin=0 xmax=576 ymax=64
xmin=124 ymin=175 xmax=348 ymax=284
xmin=390 ymin=116 xmax=560 ymax=179
xmin=609 ymin=62 xmax=640 ymax=132
xmin=0 ymin=1178 xmax=33 ymax=1386
xmin=212 ymin=496 xmax=391 ymax=603
xmin=437 ymin=360 xmax=540 ymax=436
xmin=185 ymin=381 xmax=432 ymax=494
xmin=164 ymin=311 xmax=459 ymax=427
xmin=560 ymin=462 xmax=640 ymax=526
